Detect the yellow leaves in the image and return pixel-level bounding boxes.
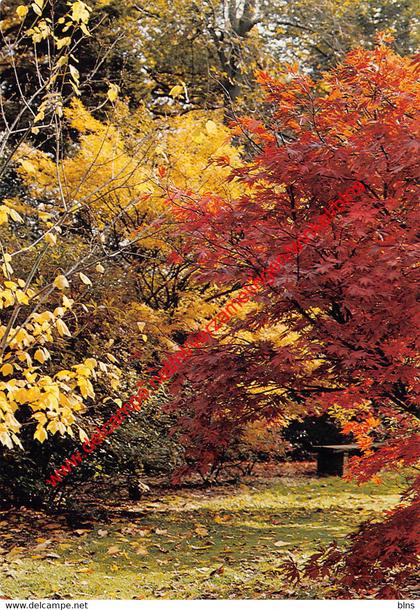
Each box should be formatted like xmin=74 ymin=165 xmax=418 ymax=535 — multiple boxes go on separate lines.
xmin=16 ymin=290 xmax=29 ymax=305
xmin=8 ymin=207 xmax=23 ymax=223
xmin=63 ymin=295 xmax=74 ymax=308
xmin=69 ymin=64 xmax=80 ymax=82
xmin=78 ymin=427 xmax=88 ymax=442
xmin=69 ymin=64 xmax=81 ymax=95
xmin=34 ymin=348 xmax=49 ymax=364
xmin=107 ymin=83 xmax=120 ymax=103
xmin=0 ymin=207 xmax=9 ymax=225
xmin=16 ymin=5 xmax=29 ymax=18
xmin=1 ymin=364 xmax=14 ymax=377
xmin=79 ymin=272 xmax=92 ymax=286
xmin=77 ymin=377 xmax=94 ymax=399
xmin=0 ymin=281 xmax=33 ymax=310
xmin=73 ymin=364 xmax=91 ymax=377
xmin=205 ymin=120 xmax=218 ymax=135
xmin=46 ymin=419 xmax=66 ymax=435
xmin=0 ymin=285 xmax=96 ymax=447
xmin=70 ymin=1 xmax=91 ymax=24
xmin=34 ymin=310 xmax=54 ymax=324
xmin=34 ymin=425 xmax=48 ymax=443
xmin=21 ymin=159 xmax=36 ymax=174
xmin=84 ymin=358 xmax=97 ymax=370
xmin=95 ymin=263 xmax=105 ymax=273
xmin=194 ymin=525 xmax=210 ymax=537
xmin=2 ymin=253 xmax=13 ymax=277
xmin=53 ymin=275 xmax=69 ymax=290
xmin=33 ymin=412 xmax=47 ymax=425
xmin=55 ymin=319 xmax=71 ymax=337
xmin=109 ymin=377 xmax=119 ymax=391
xmin=214 ymin=514 xmax=232 ymax=524
xmin=56 ymin=36 xmax=71 ymax=50
xmin=0 ymin=431 xmax=14 ymax=450
xmin=26 ymin=18 xmax=51 ymax=43
xmin=14 ymin=387 xmax=39 ymax=404
xmin=0 ymin=205 xmax=24 ymax=225
xmin=64 ymin=99 xmax=102 ymax=134
xmin=31 ymin=0 xmax=44 ymax=17
xmin=34 ymin=108 xmax=45 ymax=124
xmin=44 ymin=232 xmax=57 ymax=246
xmin=169 ymin=84 xmax=184 ymax=98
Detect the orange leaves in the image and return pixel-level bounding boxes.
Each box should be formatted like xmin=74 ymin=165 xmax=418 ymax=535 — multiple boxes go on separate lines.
xmin=341 ymin=415 xmax=382 ymax=454
xmin=232 ymin=117 xmax=276 ymax=144
xmin=346 ymin=435 xmax=420 ymax=483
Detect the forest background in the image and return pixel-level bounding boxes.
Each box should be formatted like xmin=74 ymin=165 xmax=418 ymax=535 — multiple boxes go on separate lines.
xmin=0 ymin=0 xmax=418 ymax=601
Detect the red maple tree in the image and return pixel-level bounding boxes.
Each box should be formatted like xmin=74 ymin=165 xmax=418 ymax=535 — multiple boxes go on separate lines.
xmin=166 ymin=40 xmax=419 ymax=596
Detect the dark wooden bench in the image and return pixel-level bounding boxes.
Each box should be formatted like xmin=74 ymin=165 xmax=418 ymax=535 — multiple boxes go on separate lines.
xmin=313 ymin=444 xmax=365 ymax=476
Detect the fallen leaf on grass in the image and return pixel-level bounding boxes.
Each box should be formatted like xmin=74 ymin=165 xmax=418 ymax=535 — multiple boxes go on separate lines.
xmin=6 ymin=546 xmax=25 ymax=558
xmin=194 ymin=525 xmax=209 ymax=537
xmin=120 ymin=526 xmax=138 ymax=535
xmin=74 ymin=529 xmax=91 ymax=537
xmin=97 ymin=529 xmax=108 ymax=538
xmin=214 ymin=515 xmax=232 ymax=524
xmin=106 ymin=545 xmax=121 ymax=556
xmin=33 ymin=540 xmax=53 ymax=551
xmin=274 ymin=541 xmax=289 ymax=547
xmin=209 ymin=564 xmax=224 ymax=576
xmin=137 ymin=529 xmax=151 ymax=538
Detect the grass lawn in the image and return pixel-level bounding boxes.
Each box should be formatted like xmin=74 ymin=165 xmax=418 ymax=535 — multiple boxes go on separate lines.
xmin=0 ymin=470 xmax=408 ymax=599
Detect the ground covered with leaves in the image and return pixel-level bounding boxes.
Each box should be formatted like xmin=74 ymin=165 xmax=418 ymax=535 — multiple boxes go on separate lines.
xmin=0 ymin=468 xmax=407 ymax=599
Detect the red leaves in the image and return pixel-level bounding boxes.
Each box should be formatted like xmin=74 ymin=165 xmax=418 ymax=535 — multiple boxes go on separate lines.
xmin=346 ymin=435 xmax=420 ymax=483
xmin=164 ymin=43 xmax=419 ymax=594
xmin=166 ymin=250 xmax=184 ymax=265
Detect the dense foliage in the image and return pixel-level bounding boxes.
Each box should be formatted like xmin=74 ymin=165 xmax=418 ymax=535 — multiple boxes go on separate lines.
xmin=0 ymin=0 xmax=418 ymax=599
xmin=165 ymin=41 xmax=419 ymax=596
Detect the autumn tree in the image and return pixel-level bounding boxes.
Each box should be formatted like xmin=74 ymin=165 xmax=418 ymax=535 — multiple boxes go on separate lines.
xmin=1 ymin=0 xmax=247 ymax=503
xmin=264 ymin=0 xmax=419 ymax=74
xmin=165 ymin=40 xmax=419 ymax=596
